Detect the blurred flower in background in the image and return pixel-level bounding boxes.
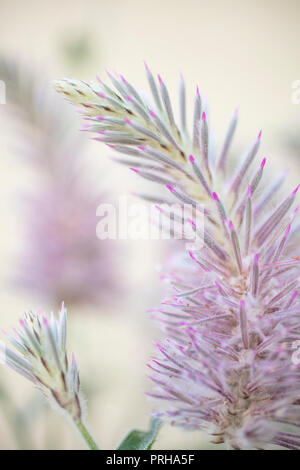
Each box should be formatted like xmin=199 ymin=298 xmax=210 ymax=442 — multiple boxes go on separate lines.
xmin=0 ymin=58 xmax=119 ymax=308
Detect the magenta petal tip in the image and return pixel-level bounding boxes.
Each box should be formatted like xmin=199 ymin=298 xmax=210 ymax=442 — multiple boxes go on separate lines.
xmin=293 ymin=184 xmax=300 ymax=195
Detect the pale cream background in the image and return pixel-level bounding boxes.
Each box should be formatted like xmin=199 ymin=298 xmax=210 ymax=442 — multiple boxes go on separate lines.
xmin=0 ymin=0 xmax=299 ymax=449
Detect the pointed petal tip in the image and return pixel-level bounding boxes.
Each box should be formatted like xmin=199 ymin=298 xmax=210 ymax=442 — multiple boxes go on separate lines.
xmin=187 ymin=218 xmax=196 ymax=228
xmin=212 ymin=192 xmax=219 ymax=201
xmin=293 ymin=184 xmax=300 ymax=195
xmin=189 ymin=155 xmax=195 ymax=163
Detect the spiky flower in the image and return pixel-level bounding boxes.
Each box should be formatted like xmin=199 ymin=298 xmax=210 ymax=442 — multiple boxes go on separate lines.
xmin=55 ymin=65 xmax=300 ymax=449
xmin=1 ymin=304 xmax=82 ymax=421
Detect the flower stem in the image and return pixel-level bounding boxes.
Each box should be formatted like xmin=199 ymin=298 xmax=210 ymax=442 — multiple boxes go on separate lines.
xmin=75 ymin=419 xmax=99 ymax=450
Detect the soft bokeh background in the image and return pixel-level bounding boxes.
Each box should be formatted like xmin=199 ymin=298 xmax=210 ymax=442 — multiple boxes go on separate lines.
xmin=0 ymin=0 xmax=299 ymax=449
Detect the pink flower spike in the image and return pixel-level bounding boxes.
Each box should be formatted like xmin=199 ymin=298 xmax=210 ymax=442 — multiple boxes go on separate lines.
xmin=124 ymin=118 xmax=131 ymax=125
xmin=157 ymin=74 xmax=163 ymax=84
xmin=43 ymin=317 xmax=48 ymax=327
xmin=166 ymin=185 xmax=175 ymax=192
xmin=125 ymin=94 xmax=132 ymax=102
xmin=120 ymin=75 xmax=127 ymax=85
xmin=229 ymin=220 xmax=234 ymax=232
xmin=196 ymin=85 xmax=200 ymax=96
xmin=189 ymin=155 xmax=195 ymax=163
xmin=19 ymin=319 xmax=25 ymax=327
xmin=261 ymin=158 xmax=266 ymax=168
xmin=212 ymin=192 xmax=219 ymax=201
xmin=149 ymin=109 xmax=156 ymax=118
xmin=144 ymin=61 xmax=149 ymax=71
xmin=257 ymin=129 xmax=262 ymax=140
xmin=97 ymin=92 xmax=106 ymax=99
xmin=96 ymin=116 xmax=105 ymax=121
xmin=202 ymin=111 xmax=206 ymax=121
xmin=138 ymin=145 xmax=146 ymax=151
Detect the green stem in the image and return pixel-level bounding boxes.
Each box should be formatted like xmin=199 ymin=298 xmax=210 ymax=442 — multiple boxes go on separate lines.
xmin=75 ymin=419 xmax=99 ymax=450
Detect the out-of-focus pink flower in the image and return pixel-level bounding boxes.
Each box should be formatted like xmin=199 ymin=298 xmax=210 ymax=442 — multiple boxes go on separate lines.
xmin=0 ymin=59 xmax=119 ymax=308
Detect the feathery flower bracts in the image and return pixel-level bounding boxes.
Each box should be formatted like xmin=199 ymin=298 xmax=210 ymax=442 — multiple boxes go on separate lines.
xmin=1 ymin=304 xmax=99 ymax=449
xmin=55 ymin=66 xmax=300 ymax=449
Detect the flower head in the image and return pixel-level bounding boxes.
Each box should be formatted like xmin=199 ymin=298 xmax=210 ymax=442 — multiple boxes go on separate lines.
xmin=55 ymin=65 xmax=300 ymax=449
xmin=1 ymin=304 xmax=82 ymax=421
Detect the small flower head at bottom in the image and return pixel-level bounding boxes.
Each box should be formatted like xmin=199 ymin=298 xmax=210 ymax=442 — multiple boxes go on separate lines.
xmin=1 ymin=304 xmax=82 ymax=422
